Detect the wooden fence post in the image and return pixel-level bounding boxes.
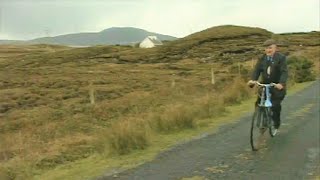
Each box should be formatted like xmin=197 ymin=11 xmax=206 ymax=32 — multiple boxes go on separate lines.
xmin=211 ymin=67 xmax=215 ymax=85
xmin=89 ymin=81 xmax=95 ymax=104
xmin=171 ymin=74 xmax=176 ymax=88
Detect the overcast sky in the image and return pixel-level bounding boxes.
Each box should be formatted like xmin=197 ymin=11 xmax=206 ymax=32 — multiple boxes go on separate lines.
xmin=0 ymin=0 xmax=319 ymax=40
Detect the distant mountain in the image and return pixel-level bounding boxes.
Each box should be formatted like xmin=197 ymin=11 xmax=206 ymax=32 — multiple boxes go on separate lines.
xmin=27 ymin=27 xmax=177 ymax=46
xmin=0 ymin=40 xmax=26 ymax=45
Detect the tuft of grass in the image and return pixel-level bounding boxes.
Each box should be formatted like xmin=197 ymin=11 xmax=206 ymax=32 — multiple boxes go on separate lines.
xmin=222 ymin=77 xmax=251 ymax=105
xmin=194 ymin=94 xmax=226 ymax=119
xmin=150 ymin=104 xmax=196 ymax=132
xmin=108 ymin=118 xmax=150 ymax=155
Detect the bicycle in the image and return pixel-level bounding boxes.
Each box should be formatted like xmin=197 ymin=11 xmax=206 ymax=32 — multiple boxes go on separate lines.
xmin=250 ymin=82 xmax=277 ymax=151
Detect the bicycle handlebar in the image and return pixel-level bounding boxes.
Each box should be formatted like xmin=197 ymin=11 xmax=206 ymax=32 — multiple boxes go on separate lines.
xmin=255 ymin=82 xmax=276 ymax=87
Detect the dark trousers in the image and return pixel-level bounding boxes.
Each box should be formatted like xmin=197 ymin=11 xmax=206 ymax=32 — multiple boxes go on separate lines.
xmin=256 ymin=88 xmax=286 ymax=128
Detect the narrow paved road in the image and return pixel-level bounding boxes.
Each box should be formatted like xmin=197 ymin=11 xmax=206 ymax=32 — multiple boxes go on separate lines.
xmin=100 ymin=81 xmax=320 ymax=180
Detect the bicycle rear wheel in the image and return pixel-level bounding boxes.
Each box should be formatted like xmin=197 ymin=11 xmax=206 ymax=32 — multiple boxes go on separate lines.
xmin=250 ymin=107 xmax=266 ymax=151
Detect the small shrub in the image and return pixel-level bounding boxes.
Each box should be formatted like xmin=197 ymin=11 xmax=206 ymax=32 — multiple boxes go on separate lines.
xmin=287 ymin=56 xmax=315 ymax=83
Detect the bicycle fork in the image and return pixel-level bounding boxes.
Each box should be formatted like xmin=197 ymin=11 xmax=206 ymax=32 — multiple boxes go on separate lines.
xmin=256 ymin=108 xmax=272 ymax=128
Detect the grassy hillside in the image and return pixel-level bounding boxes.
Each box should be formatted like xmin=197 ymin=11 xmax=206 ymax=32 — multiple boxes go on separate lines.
xmin=277 ymin=31 xmax=320 ymax=46
xmin=0 ymin=25 xmax=318 ymax=179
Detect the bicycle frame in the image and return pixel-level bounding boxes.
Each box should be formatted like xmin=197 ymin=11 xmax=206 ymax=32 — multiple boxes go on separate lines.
xmin=255 ymin=82 xmax=275 ymax=129
xmin=256 ymin=82 xmax=274 ymax=108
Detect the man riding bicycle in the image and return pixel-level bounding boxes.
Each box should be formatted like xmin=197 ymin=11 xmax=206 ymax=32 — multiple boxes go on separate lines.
xmin=248 ymin=39 xmax=288 ymax=131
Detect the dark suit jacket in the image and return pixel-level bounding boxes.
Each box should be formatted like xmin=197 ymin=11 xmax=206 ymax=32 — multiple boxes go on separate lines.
xmin=251 ymin=52 xmax=288 ymax=100
xmin=251 ymin=52 xmax=288 ymax=85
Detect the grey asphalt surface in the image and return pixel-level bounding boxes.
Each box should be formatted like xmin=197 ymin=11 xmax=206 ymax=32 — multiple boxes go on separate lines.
xmin=99 ymin=81 xmax=319 ymax=180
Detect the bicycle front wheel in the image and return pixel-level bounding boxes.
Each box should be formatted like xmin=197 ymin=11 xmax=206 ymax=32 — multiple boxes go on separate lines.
xmin=250 ymin=107 xmax=266 ymax=151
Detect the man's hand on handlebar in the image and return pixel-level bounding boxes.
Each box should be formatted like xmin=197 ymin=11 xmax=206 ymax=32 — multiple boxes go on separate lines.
xmin=274 ymin=83 xmax=284 ymax=90
xmin=247 ymin=80 xmax=257 ymax=88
